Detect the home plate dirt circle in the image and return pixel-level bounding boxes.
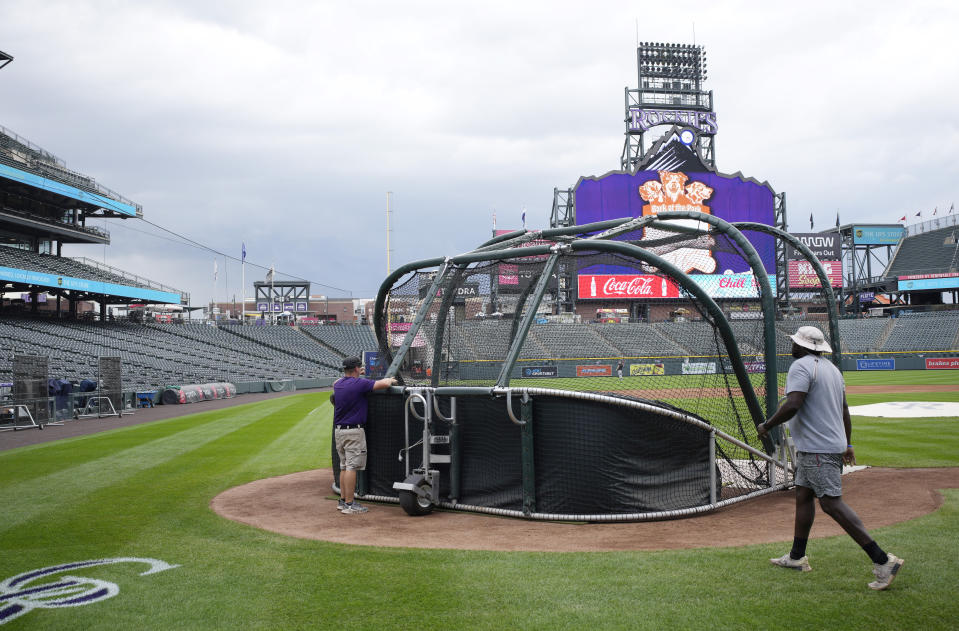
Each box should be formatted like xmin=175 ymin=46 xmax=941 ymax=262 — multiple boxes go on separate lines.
xmin=211 ymin=467 xmax=959 ymax=552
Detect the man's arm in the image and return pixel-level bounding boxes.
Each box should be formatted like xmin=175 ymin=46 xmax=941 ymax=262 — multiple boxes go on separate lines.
xmin=756 ymin=390 xmax=807 ymax=439
xmin=371 ymin=376 xmax=398 ymax=391
xmin=842 ymin=393 xmax=856 ymax=465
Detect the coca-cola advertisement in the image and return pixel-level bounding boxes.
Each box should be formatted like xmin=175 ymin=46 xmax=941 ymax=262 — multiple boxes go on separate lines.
xmin=577 ymin=274 xmax=679 ymax=300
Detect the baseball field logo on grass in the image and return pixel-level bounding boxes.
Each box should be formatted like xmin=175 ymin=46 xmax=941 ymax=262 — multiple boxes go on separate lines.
xmin=0 ymin=557 xmax=179 ymax=625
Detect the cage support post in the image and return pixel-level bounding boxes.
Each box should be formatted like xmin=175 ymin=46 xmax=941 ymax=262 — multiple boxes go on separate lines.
xmin=520 ymin=391 xmax=536 ymax=517
xmin=709 ymin=429 xmax=717 ymax=506
xmin=495 ymin=253 xmax=560 ymax=386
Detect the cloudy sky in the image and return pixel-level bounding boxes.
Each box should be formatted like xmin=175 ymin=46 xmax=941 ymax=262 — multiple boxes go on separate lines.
xmin=2 ymin=1 xmax=957 ymax=309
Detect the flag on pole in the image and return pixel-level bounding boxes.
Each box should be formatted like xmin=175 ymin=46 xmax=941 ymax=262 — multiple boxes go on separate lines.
xmin=242 ymin=242 xmax=246 ymax=262
xmin=809 ymin=213 xmax=813 ymax=229
xmin=521 ymin=207 xmax=527 ymax=230
xmin=915 ymin=211 xmax=922 ymax=218
xmin=492 ymin=210 xmax=496 ymax=231
xmin=213 ymin=260 xmax=218 ymax=282
xmin=835 ymin=212 xmax=840 ymax=228
xmin=950 ymin=203 xmax=955 ymax=214
xmin=899 ymin=215 xmax=906 ymax=221
xmin=933 ymin=207 xmax=938 ymax=216
xmin=266 ymin=265 xmax=275 ymax=282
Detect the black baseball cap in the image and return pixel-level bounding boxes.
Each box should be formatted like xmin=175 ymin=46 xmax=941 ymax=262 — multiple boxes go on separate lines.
xmin=342 ymin=356 xmax=362 ymax=370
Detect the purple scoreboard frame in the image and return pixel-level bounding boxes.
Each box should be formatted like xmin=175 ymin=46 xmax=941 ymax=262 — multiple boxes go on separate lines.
xmin=574 ymin=169 xmax=777 ymax=274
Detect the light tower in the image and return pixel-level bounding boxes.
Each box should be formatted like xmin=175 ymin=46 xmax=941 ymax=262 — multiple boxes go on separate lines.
xmin=621 ymin=42 xmax=715 ymax=171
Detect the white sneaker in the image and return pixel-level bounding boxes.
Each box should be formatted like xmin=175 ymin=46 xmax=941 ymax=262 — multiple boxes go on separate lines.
xmin=770 ymin=553 xmax=812 ymax=572
xmin=868 ymin=554 xmax=904 ymax=590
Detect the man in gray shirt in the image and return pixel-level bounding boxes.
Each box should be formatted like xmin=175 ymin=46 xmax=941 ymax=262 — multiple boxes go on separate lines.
xmin=757 ymin=325 xmax=904 ymax=590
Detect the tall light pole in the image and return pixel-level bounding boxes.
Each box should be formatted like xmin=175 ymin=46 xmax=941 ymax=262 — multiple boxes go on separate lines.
xmin=386 ymin=191 xmax=393 ymax=274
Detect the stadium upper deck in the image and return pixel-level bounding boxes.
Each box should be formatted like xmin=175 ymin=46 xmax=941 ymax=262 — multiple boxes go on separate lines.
xmin=0 ymin=125 xmax=188 ymax=311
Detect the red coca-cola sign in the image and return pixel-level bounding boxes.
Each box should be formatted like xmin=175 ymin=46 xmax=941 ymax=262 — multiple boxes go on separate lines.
xmin=577 ymin=274 xmax=679 ymax=299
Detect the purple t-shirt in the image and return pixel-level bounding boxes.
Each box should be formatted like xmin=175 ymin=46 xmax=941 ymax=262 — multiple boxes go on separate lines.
xmin=333 ymin=376 xmax=375 ymax=426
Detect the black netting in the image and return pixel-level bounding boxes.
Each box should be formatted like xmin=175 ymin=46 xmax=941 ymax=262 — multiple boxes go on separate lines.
xmin=364 ymin=222 xmax=836 ymax=517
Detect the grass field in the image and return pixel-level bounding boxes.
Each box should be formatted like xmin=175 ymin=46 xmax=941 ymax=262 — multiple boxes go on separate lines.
xmin=1 ymin=371 xmax=958 ymax=629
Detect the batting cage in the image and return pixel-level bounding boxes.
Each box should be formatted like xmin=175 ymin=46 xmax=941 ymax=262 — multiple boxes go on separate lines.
xmin=335 ymin=212 xmax=840 ymax=521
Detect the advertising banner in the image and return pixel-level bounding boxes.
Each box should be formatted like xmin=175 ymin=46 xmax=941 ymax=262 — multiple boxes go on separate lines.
xmin=578 ymin=274 xmax=679 ymax=299
xmin=926 ymin=357 xmax=959 ymax=370
xmin=576 ymin=365 xmax=613 ymax=377
xmin=857 ymin=358 xmax=895 ymax=371
xmin=852 ymin=226 xmax=905 ymax=245
xmin=577 ymin=272 xmax=777 ymax=299
xmin=363 ymin=351 xmax=386 ymax=379
xmin=0 ymin=265 xmax=181 ymax=304
xmin=522 ymin=366 xmax=558 ymax=378
xmin=688 ymin=273 xmax=778 ymax=299
xmin=898 ymin=277 xmax=959 ymax=291
xmin=785 ymin=233 xmax=841 ymax=260
xmin=787 ymin=260 xmax=842 ymax=288
xmin=629 ymin=362 xmax=665 ymax=376
xmin=681 ymin=360 xmax=717 ymax=375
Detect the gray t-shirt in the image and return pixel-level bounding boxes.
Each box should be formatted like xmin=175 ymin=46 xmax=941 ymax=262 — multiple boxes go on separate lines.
xmin=785 ymin=354 xmax=847 ymax=453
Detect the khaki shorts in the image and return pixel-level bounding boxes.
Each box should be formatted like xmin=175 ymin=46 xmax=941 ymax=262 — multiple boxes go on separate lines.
xmin=335 ymin=427 xmax=367 ymax=471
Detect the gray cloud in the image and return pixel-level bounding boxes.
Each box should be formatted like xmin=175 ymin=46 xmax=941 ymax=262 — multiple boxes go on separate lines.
xmin=3 ymin=0 xmax=957 ymax=308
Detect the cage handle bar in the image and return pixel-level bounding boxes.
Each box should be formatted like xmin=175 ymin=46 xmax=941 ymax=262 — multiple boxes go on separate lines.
xmin=502 ymin=388 xmax=529 ymax=426
xmin=406 ymin=391 xmax=428 ymax=422
xmin=432 ymin=394 xmax=456 ymax=425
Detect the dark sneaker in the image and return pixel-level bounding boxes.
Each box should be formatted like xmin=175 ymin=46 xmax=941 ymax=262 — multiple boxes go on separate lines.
xmin=868 ymin=554 xmax=904 ymax=590
xmin=337 ymin=498 xmax=348 ymax=512
xmin=770 ymin=553 xmax=812 ymax=572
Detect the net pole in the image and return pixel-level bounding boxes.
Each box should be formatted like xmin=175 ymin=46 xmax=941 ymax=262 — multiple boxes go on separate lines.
xmin=384 ymin=260 xmax=452 ymax=379
xmin=495 ymin=253 xmax=560 ymax=386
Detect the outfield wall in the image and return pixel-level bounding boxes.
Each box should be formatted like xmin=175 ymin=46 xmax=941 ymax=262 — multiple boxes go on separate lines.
xmin=441 ymin=351 xmax=959 ymax=382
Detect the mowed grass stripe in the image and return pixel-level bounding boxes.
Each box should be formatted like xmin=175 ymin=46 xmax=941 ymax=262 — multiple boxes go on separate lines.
xmin=0 ymin=396 xmax=303 ymax=484
xmin=0 ymin=396 xmax=312 ymax=543
xmin=851 ymin=417 xmax=959 ymax=468
xmin=228 ymin=395 xmax=334 ymax=483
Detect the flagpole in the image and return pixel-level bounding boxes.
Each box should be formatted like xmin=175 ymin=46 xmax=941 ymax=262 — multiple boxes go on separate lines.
xmin=241 ymin=243 xmax=246 ymax=325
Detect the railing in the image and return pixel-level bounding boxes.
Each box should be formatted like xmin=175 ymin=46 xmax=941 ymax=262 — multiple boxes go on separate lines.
xmin=906 ymin=213 xmax=959 ymax=236
xmin=71 ymin=256 xmax=190 ymax=304
xmin=0 ymin=207 xmax=111 ymax=239
xmin=0 ymin=124 xmax=65 ymax=166
xmin=0 ymin=125 xmax=142 ymax=215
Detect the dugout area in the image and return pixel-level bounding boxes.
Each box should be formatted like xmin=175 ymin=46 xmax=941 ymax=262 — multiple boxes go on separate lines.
xmin=334 ymin=213 xmax=840 ymax=521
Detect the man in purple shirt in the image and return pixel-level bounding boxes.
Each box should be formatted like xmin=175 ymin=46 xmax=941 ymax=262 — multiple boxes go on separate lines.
xmin=332 ymin=356 xmax=397 ymax=514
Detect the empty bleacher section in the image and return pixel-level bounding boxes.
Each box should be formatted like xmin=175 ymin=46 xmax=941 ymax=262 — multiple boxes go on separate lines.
xmin=837 ymin=318 xmax=892 ymax=353
xmin=221 ymin=324 xmax=342 ymax=369
xmin=885 ymin=225 xmax=959 ymax=278
xmin=654 ymin=320 xmax=721 ymax=356
xmin=593 ymin=323 xmax=685 ymax=357
xmin=880 ymin=311 xmax=959 ymax=352
xmin=301 ymin=324 xmax=378 ymax=359
xmin=0 ymin=318 xmax=341 ymax=393
xmin=528 ymin=324 xmax=615 ymax=359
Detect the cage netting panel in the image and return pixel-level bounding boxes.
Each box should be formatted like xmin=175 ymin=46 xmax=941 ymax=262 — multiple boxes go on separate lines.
xmin=531 ymin=395 xmax=714 ymax=514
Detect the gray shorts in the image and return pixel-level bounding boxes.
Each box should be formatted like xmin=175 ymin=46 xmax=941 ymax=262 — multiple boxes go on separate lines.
xmin=794 ymin=451 xmax=843 ymax=498
xmin=334 ymin=427 xmax=367 ymax=471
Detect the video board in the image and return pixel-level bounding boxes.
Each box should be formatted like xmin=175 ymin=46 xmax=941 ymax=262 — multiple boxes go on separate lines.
xmin=573 ymin=169 xmax=777 ymax=297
